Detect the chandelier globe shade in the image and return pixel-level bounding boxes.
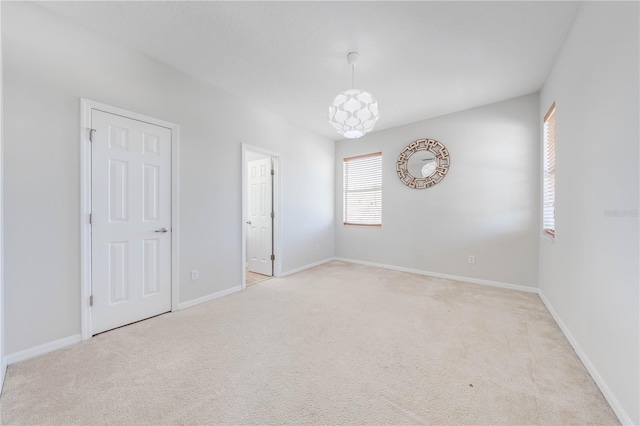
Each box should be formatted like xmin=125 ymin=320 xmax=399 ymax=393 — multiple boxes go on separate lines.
xmin=328 ymin=52 xmax=380 ymax=139
xmin=329 ymin=89 xmax=379 ymax=139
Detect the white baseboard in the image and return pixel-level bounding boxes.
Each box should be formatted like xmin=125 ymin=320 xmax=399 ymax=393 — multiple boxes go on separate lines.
xmin=280 ymin=257 xmax=337 ymax=277
xmin=5 ymin=285 xmax=244 ymax=366
xmin=538 ymin=290 xmax=632 ymax=425
xmin=177 ymin=285 xmax=243 ymax=310
xmin=0 ymin=357 xmax=6 ymax=394
xmin=334 ymin=257 xmax=537 ymax=293
xmin=5 ymin=334 xmax=82 ymax=365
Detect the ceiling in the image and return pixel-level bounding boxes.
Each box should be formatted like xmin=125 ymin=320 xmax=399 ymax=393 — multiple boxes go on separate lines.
xmin=37 ymin=1 xmax=580 ymax=141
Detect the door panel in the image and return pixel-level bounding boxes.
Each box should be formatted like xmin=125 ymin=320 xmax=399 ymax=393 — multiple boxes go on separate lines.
xmin=109 ymin=160 xmax=129 ymax=222
xmin=143 ymin=239 xmax=160 ymax=296
xmin=108 ymin=241 xmax=128 ymax=304
xmin=143 ymin=164 xmax=160 ymax=221
xmin=247 ymin=157 xmax=273 ymax=276
xmin=91 ymin=110 xmax=171 ymax=335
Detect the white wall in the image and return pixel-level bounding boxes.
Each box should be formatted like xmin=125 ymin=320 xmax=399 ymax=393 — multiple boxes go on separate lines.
xmin=336 ymin=94 xmax=540 ymax=288
xmin=539 ymin=2 xmax=639 ymax=424
xmin=2 ymin=2 xmax=335 ymax=355
xmin=0 ymin=0 xmax=5 ymax=391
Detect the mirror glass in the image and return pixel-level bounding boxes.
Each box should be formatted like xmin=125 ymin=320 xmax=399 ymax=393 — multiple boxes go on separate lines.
xmin=407 ymin=150 xmax=437 ymax=178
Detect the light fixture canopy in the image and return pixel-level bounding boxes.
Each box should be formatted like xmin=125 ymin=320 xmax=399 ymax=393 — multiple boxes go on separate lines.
xmin=328 ymin=52 xmax=379 ymax=139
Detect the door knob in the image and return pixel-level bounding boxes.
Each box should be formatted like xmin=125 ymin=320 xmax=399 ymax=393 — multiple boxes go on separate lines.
xmin=155 ymin=228 xmax=169 ymax=233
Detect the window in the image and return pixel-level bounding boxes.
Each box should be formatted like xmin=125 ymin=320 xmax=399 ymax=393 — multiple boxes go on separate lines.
xmin=343 ymin=152 xmax=382 ymax=226
xmin=543 ymin=102 xmax=556 ymax=239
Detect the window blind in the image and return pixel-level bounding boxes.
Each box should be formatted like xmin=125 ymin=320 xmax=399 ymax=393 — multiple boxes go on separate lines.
xmin=543 ymin=102 xmax=556 ymax=238
xmin=343 ymin=152 xmax=382 ymax=226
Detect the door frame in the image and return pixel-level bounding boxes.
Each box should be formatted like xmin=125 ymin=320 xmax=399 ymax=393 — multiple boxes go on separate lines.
xmin=241 ymin=143 xmax=281 ymax=288
xmin=80 ymin=99 xmax=180 ymax=340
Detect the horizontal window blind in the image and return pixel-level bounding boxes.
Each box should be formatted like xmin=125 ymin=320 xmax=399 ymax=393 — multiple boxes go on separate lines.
xmin=543 ymin=102 xmax=556 ymax=238
xmin=344 ymin=152 xmax=382 ymax=226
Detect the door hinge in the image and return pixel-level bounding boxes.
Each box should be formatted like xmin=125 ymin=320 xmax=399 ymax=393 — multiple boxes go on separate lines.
xmin=89 ymin=213 xmax=92 ymax=224
xmin=271 ymin=254 xmax=275 ymax=261
xmin=271 ymin=169 xmax=275 ymax=176
xmin=89 ymin=128 xmax=96 ymax=142
xmin=271 ymin=212 xmax=274 ymax=219
xmin=89 ymin=295 xmax=93 ymax=306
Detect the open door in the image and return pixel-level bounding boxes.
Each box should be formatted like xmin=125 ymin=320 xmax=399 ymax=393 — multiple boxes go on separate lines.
xmin=246 ymin=157 xmax=273 ymax=276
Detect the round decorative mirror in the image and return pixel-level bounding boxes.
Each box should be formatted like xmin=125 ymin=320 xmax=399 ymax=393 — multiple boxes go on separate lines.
xmin=396 ymin=138 xmax=450 ymax=189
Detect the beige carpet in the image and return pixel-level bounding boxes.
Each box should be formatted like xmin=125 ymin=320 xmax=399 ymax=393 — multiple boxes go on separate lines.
xmin=0 ymin=261 xmax=618 ymax=425
xmin=246 ymin=270 xmax=272 ymax=286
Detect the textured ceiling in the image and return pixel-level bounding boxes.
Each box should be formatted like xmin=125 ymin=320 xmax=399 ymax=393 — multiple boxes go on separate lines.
xmin=37 ymin=1 xmax=580 ymax=140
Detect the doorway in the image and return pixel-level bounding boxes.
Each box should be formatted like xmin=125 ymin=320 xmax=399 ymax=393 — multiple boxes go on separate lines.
xmin=81 ymin=99 xmax=179 ymax=339
xmin=242 ymin=144 xmax=281 ymax=288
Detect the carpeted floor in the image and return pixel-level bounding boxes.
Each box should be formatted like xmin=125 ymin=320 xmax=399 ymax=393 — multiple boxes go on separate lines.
xmin=0 ymin=261 xmax=618 ymax=425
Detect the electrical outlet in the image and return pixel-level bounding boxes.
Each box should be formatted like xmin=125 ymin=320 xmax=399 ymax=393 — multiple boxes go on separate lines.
xmin=468 ymin=255 xmax=475 ymax=264
xmin=191 ymin=269 xmax=199 ymax=281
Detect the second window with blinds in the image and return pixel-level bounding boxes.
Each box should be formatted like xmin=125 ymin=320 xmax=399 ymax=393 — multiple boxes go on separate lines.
xmin=343 ymin=152 xmax=382 ymax=226
xmin=543 ymin=103 xmax=556 ymax=239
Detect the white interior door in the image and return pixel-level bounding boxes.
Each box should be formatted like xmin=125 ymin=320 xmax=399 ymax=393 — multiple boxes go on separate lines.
xmin=247 ymin=157 xmax=273 ymax=276
xmin=91 ymin=110 xmax=172 ymax=335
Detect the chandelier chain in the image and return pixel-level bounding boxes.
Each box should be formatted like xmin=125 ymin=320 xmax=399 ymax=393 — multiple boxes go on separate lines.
xmin=351 ymin=64 xmax=355 ymax=89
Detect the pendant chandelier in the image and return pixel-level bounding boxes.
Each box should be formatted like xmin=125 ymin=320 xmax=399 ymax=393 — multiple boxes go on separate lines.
xmin=328 ymin=52 xmax=380 ymax=139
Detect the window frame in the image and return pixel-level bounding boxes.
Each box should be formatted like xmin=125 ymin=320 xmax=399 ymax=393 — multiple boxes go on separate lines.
xmin=343 ymin=152 xmax=383 ymax=227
